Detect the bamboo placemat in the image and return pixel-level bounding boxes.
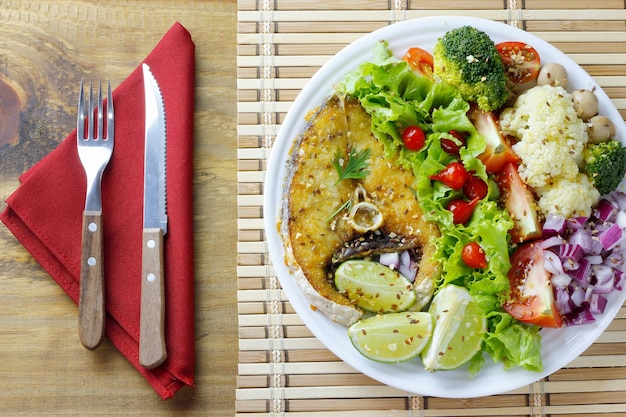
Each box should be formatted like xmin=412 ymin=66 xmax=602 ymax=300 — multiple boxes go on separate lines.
xmin=236 ymin=1 xmax=626 ymax=415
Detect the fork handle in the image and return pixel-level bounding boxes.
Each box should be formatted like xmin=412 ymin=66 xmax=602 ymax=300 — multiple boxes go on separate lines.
xmin=78 ymin=210 xmax=106 ymax=350
xmin=139 ymin=228 xmax=167 ymax=369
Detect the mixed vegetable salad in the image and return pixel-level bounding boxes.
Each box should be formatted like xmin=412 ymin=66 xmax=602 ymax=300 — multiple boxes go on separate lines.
xmin=334 ymin=26 xmax=626 ymax=373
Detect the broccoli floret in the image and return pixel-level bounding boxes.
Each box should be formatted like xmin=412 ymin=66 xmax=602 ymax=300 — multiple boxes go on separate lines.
xmin=583 ymin=139 xmax=626 ymax=195
xmin=433 ymin=26 xmax=508 ymax=111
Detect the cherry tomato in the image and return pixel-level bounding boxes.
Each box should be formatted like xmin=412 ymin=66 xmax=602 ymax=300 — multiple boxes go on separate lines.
xmin=429 ymin=162 xmax=469 ymax=190
xmin=496 ymin=41 xmax=541 ymax=84
xmin=402 ymin=125 xmax=426 ymax=151
xmin=503 ymin=241 xmax=563 ymax=328
xmin=440 ymin=130 xmax=466 ymax=156
xmin=461 ymin=241 xmax=488 ymax=269
xmin=446 ymin=196 xmax=479 ymax=225
xmin=463 ymin=174 xmax=489 ymax=201
xmin=402 ymin=47 xmax=434 ymax=79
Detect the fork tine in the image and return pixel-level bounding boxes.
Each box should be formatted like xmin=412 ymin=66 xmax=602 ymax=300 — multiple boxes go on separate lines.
xmin=97 ymin=80 xmax=104 ymax=141
xmin=77 ymin=79 xmax=85 ymax=141
xmin=107 ymin=80 xmax=114 ymax=142
xmin=87 ymin=80 xmax=95 ymax=140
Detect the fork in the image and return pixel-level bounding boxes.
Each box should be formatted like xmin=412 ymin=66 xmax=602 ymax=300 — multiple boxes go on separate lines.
xmin=77 ymin=79 xmax=114 ymax=350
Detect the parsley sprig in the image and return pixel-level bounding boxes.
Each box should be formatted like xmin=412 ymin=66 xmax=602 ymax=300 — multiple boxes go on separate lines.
xmin=332 ymin=146 xmax=371 ymax=185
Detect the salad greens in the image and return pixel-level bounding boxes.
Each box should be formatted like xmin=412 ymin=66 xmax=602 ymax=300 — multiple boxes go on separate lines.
xmin=337 ymin=40 xmax=543 ymax=373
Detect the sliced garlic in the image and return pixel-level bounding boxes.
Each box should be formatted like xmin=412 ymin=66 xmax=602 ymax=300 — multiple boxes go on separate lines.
xmin=349 ymin=201 xmax=383 ymax=233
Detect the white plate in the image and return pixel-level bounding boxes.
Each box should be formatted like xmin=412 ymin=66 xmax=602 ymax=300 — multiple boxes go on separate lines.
xmin=263 ymin=16 xmax=626 ymax=398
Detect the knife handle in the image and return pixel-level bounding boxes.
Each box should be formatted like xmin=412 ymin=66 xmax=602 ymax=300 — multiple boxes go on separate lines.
xmin=78 ymin=211 xmax=106 ymax=350
xmin=139 ymin=228 xmax=167 ymax=369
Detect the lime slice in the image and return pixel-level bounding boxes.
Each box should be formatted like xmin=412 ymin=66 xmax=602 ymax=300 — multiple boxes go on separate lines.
xmin=421 ymin=285 xmax=486 ymax=371
xmin=335 ymin=260 xmax=416 ymax=313
xmin=348 ymin=312 xmax=433 ymax=363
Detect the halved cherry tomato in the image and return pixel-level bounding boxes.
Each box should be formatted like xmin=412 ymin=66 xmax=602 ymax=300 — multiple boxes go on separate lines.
xmin=402 ymin=125 xmax=426 ymax=151
xmin=446 ymin=196 xmax=480 ymax=225
xmin=495 ymin=162 xmax=542 ymax=243
xmin=440 ymin=130 xmax=467 ymax=156
xmin=461 ymin=241 xmax=488 ymax=269
xmin=463 ymin=174 xmax=489 ymax=201
xmin=402 ymin=47 xmax=434 ymax=79
xmin=469 ymin=107 xmax=519 ymax=174
xmin=429 ymin=162 xmax=469 ymax=190
xmin=496 ymin=41 xmax=541 ymax=84
xmin=503 ymin=241 xmax=563 ymax=328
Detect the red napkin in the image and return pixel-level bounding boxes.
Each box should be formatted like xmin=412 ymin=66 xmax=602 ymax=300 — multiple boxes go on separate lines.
xmin=0 ymin=22 xmax=195 ymax=399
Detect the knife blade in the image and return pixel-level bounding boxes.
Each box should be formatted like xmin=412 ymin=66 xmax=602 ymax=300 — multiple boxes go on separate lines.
xmin=139 ymin=63 xmax=168 ymax=369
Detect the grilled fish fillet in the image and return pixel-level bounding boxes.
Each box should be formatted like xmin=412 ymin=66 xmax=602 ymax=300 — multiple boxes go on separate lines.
xmin=281 ymin=95 xmax=441 ymax=326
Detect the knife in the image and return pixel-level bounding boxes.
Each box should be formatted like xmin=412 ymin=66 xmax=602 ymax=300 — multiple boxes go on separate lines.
xmin=139 ymin=63 xmax=168 ymax=369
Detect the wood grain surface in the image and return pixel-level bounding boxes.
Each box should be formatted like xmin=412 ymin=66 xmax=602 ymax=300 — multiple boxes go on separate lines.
xmin=0 ymin=1 xmax=237 ymax=415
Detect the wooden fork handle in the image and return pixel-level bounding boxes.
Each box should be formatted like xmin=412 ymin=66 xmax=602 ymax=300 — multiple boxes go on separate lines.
xmin=78 ymin=210 xmax=106 ymax=350
xmin=139 ymin=228 xmax=167 ymax=369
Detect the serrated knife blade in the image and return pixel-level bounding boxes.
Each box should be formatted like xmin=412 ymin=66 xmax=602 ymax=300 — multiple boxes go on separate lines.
xmin=140 ymin=63 xmax=168 ymax=369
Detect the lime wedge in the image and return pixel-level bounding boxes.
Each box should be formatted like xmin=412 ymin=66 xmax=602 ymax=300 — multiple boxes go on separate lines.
xmin=348 ymin=312 xmax=433 ymax=363
xmin=421 ymin=285 xmax=486 ymax=371
xmin=335 ymin=260 xmax=416 ymax=313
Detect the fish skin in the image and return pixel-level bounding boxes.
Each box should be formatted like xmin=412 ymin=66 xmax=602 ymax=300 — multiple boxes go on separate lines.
xmin=282 ymin=95 xmax=441 ymax=325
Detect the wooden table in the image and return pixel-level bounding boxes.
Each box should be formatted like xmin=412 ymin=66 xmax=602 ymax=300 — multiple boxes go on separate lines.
xmin=0 ymin=1 xmax=237 ymax=415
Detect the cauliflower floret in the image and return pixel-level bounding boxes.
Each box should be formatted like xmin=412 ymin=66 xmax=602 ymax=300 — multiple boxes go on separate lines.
xmin=536 ymin=174 xmax=600 ymax=217
xmin=499 ymin=84 xmax=598 ymax=218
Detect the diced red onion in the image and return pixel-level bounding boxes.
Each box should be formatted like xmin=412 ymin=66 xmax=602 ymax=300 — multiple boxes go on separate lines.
xmin=540 ymin=236 xmax=565 ymax=249
xmin=586 ymin=255 xmax=604 ymax=265
xmin=609 ymin=191 xmax=626 ymax=210
xmin=568 ymin=216 xmax=589 ymax=230
xmin=569 ymin=229 xmax=594 ymax=253
xmin=617 ymin=211 xmax=626 ymax=229
xmin=563 ymin=307 xmax=596 ymax=326
xmin=554 ymin=286 xmax=573 ymax=314
xmin=568 ymin=257 xmax=591 ymax=287
xmin=543 ymin=250 xmax=564 ymax=275
xmin=570 ymin=286 xmax=586 ymax=306
xmin=398 ymin=250 xmax=417 ymax=282
xmin=615 ymin=269 xmax=625 ymax=290
xmin=379 ymin=252 xmax=400 ymax=269
xmin=594 ymin=198 xmax=617 ymax=222
xmin=530 ymin=192 xmax=626 ymax=327
xmin=599 ymin=223 xmax=624 ymax=250
xmin=551 ymin=273 xmax=572 ymax=288
xmin=589 ymin=293 xmax=608 ymax=315
xmin=543 ymin=214 xmax=567 ymax=237
xmin=559 ymin=244 xmax=584 ymax=261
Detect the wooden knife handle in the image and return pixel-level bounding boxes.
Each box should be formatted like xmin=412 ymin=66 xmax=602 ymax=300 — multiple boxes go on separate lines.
xmin=78 ymin=211 xmax=106 ymax=350
xmin=139 ymin=228 xmax=167 ymax=369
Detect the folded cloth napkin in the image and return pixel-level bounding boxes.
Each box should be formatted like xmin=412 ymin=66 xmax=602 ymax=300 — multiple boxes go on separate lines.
xmin=0 ymin=22 xmax=195 ymax=399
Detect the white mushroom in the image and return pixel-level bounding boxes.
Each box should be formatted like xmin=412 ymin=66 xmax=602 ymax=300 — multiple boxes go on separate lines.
xmin=587 ymin=115 xmax=616 ymax=144
xmin=571 ymin=89 xmax=599 ymax=120
xmin=537 ymin=63 xmax=568 ymax=89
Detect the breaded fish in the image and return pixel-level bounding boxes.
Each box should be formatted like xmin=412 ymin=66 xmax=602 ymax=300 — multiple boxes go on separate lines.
xmin=281 ymin=95 xmax=441 ymax=325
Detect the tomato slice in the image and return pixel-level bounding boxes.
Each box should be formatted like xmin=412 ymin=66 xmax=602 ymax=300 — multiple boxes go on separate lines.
xmin=469 ymin=107 xmax=519 ymax=174
xmin=461 ymin=242 xmax=488 ymax=269
xmin=503 ymin=241 xmax=563 ymax=328
xmin=495 ymin=162 xmax=543 ymax=244
xmin=402 ymin=47 xmax=434 ymax=79
xmin=496 ymin=41 xmax=541 ymax=84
